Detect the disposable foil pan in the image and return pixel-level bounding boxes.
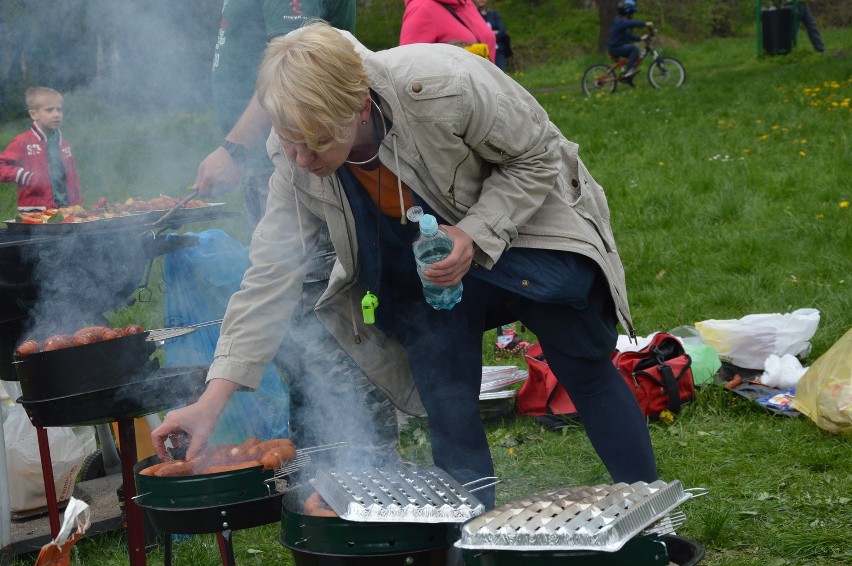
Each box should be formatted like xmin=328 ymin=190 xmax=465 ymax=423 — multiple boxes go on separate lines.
xmin=455 ymin=480 xmax=693 ymax=553
xmin=311 ymin=466 xmax=485 ymax=523
xmin=481 ymin=368 xmax=527 ymax=392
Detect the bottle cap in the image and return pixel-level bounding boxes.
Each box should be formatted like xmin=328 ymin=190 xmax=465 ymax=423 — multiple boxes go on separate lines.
xmin=419 ymin=214 xmax=438 ymax=236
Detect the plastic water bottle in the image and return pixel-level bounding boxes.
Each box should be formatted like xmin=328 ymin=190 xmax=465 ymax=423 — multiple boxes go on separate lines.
xmin=413 ymin=214 xmax=463 ymax=310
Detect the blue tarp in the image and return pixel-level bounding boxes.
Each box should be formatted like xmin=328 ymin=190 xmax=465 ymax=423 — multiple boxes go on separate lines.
xmin=162 ymin=229 xmax=289 ymax=443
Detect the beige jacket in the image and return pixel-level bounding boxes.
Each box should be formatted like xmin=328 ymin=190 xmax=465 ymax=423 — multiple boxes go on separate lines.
xmin=207 ymin=36 xmax=633 ymax=417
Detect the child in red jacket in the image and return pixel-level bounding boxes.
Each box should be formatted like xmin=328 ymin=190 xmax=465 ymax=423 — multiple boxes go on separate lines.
xmin=0 ymin=87 xmax=84 ymax=209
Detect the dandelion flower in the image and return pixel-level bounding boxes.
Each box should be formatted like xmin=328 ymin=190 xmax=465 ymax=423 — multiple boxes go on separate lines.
xmin=840 ymin=201 xmax=849 ymax=209
xmin=759 ymin=134 xmax=769 ymax=142
xmin=742 ymin=148 xmax=750 ymax=155
xmin=508 ymin=447 xmax=515 ymax=455
xmin=658 ymin=410 xmax=675 ymax=425
xmin=799 ymin=150 xmax=807 ymax=157
xmin=659 ymin=161 xmax=665 ymax=167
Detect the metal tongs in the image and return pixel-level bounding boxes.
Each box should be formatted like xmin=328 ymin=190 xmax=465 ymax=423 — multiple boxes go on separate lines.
xmin=146 ymin=319 xmax=224 ymax=342
xmin=148 ymin=188 xmax=200 ymax=230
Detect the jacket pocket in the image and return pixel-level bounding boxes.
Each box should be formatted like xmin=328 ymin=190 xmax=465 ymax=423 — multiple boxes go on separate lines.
xmin=477 ymin=94 xmax=542 ymax=161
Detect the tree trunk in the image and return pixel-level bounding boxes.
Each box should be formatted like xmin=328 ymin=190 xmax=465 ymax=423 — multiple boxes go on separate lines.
xmin=597 ymin=1 xmax=617 ymax=54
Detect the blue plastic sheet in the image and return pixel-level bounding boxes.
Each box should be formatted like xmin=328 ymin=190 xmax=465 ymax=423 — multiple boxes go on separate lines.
xmin=162 ymin=229 xmax=289 ymax=443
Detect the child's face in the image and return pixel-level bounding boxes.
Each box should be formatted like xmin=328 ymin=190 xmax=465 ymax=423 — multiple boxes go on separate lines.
xmin=29 ymin=94 xmax=64 ymax=132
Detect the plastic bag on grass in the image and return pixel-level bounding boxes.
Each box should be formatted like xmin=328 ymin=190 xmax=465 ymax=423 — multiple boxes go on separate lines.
xmin=695 ymin=308 xmax=820 ymax=369
xmin=792 ymin=328 xmax=852 ymax=434
xmin=34 ymin=497 xmax=91 ymax=566
xmin=4 ymin=404 xmax=84 ymax=512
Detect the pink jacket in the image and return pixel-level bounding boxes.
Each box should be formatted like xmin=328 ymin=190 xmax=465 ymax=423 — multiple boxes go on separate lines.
xmin=0 ymin=123 xmax=83 ymax=208
xmin=400 ymin=0 xmax=497 ymax=64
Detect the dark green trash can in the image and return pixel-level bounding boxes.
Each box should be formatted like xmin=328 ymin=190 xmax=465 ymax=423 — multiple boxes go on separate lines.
xmin=762 ymin=6 xmax=795 ymax=55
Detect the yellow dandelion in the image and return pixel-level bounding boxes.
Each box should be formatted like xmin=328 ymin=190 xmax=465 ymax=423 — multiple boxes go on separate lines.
xmin=742 ymin=148 xmax=750 ymax=155
xmin=840 ymin=201 xmax=849 ymax=209
xmin=781 ymin=128 xmax=788 ymax=133
xmin=508 ymin=447 xmax=515 ymax=455
xmin=817 ymin=213 xmax=824 ymax=220
xmin=801 ymin=139 xmax=808 ymax=144
xmin=756 ymin=119 xmax=763 ymax=124
xmin=659 ymin=161 xmax=665 ymax=167
xmin=759 ymin=134 xmax=769 ymax=141
xmin=799 ymin=150 xmax=807 ymax=157
xmin=658 ymin=410 xmax=675 ymax=425
xmin=771 ymin=124 xmax=780 ymax=130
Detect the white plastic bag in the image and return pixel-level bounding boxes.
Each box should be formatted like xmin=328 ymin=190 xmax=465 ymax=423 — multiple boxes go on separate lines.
xmin=4 ymin=404 xmax=85 ymax=513
xmin=695 ymin=308 xmax=820 ymax=370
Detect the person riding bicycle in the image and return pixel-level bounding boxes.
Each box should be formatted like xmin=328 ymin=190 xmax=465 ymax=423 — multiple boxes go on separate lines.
xmin=607 ymin=0 xmax=653 ymax=79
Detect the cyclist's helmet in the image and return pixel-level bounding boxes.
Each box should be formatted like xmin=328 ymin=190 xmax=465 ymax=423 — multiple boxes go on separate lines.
xmin=617 ymin=0 xmax=638 ymax=15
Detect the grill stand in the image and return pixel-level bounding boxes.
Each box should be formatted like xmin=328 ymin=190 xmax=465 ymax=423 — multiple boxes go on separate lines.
xmin=33 ymin=417 xmax=147 ymax=566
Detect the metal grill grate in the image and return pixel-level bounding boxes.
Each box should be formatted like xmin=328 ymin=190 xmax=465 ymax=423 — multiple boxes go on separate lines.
xmin=311 ymin=466 xmax=485 ymax=523
xmin=456 ymin=480 xmax=693 ymax=553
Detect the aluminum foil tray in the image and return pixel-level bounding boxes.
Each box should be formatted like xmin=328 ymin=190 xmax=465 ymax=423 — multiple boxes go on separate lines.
xmin=481 ymin=368 xmax=527 ymax=393
xmin=311 ymin=466 xmax=485 ymax=523
xmin=455 ymin=480 xmax=692 ymax=553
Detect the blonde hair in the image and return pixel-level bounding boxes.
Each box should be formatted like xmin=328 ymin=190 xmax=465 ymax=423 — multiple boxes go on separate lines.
xmin=25 ymin=87 xmax=62 ymax=110
xmin=257 ymin=21 xmax=370 ymax=152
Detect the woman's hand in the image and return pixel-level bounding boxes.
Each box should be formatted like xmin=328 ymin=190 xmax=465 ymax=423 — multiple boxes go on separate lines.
xmin=422 ymin=225 xmax=474 ymax=286
xmin=151 ymin=378 xmax=238 ymax=460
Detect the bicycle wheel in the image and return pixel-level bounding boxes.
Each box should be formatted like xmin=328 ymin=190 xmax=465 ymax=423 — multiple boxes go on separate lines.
xmin=647 ymin=57 xmax=685 ymax=89
xmin=582 ymin=64 xmax=617 ymax=96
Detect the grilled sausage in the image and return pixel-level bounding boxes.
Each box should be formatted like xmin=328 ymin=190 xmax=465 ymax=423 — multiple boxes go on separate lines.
xmin=138 ymin=462 xmax=168 ymax=476
xmin=121 ymin=324 xmax=145 ymax=336
xmin=14 ymin=339 xmax=40 ymax=357
xmin=73 ymin=326 xmax=109 ymax=342
xmin=154 ymin=460 xmax=193 ymax=477
xmin=72 ymin=331 xmax=99 ymax=346
xmin=246 ymin=439 xmax=295 ymax=458
xmin=202 ymin=460 xmax=263 ymax=475
xmin=303 ymin=491 xmax=336 ymax=516
xmin=43 ymin=335 xmax=73 ymax=352
xmin=101 ymin=328 xmax=122 ymax=341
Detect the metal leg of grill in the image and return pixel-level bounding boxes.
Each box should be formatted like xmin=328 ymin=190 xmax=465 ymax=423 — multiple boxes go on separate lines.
xmin=116 ymin=418 xmax=146 ymax=566
xmin=35 ymin=426 xmax=61 ymax=538
xmin=164 ymin=533 xmax=173 ymax=566
xmin=216 ymin=531 xmax=236 ymax=566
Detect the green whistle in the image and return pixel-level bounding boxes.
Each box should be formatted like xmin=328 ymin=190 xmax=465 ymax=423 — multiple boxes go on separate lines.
xmin=361 ymin=292 xmax=379 ymax=325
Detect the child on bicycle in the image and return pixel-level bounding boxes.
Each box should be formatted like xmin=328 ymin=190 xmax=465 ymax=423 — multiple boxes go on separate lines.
xmin=607 ymin=0 xmax=653 ymax=79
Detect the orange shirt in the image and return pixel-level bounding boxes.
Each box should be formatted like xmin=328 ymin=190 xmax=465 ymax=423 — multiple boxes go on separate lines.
xmin=347 ymin=164 xmax=414 ymax=218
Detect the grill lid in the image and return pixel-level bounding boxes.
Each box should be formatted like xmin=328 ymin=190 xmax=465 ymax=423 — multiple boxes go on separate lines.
xmin=311 ymin=465 xmax=485 ymax=523
xmin=455 ymin=480 xmax=693 ymax=553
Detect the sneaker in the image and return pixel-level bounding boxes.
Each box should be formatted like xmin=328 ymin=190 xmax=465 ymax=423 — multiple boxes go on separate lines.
xmin=622 ymin=66 xmax=638 ymax=78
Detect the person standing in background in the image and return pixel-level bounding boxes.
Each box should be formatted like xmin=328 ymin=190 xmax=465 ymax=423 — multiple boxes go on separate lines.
xmin=190 ymin=0 xmax=400 ymax=468
xmin=0 ymin=87 xmax=83 ymax=210
xmin=795 ymin=1 xmax=825 ymax=53
xmin=474 ymin=0 xmax=511 ymax=71
xmin=400 ymin=0 xmax=497 ymax=64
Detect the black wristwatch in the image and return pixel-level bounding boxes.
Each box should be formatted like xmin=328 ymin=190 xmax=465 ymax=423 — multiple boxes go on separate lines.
xmin=221 ymin=140 xmax=247 ymax=163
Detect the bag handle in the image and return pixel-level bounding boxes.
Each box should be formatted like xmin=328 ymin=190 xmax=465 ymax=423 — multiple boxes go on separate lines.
xmin=657 ymin=362 xmax=683 ymax=414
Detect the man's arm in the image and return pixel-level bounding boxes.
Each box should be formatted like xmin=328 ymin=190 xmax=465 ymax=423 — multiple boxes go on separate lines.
xmin=194 ymin=93 xmax=272 ymax=197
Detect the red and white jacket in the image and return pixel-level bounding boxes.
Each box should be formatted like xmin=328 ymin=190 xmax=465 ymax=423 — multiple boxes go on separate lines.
xmin=0 ymin=123 xmax=83 ymax=208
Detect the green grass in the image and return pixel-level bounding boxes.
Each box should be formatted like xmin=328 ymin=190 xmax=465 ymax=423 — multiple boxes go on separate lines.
xmin=3 ymin=27 xmax=851 ymax=566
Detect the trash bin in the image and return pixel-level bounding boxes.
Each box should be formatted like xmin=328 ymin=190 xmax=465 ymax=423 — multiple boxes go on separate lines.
xmin=762 ymin=6 xmax=794 ymax=55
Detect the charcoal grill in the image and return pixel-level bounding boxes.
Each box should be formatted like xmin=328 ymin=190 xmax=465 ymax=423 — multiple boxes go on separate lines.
xmin=281 ymin=485 xmax=460 ymax=566
xmin=0 ymin=205 xmax=234 ymax=564
xmin=456 ymin=481 xmax=705 ymax=566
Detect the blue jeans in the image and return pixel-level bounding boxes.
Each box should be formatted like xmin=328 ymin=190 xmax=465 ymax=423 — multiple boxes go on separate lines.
xmin=609 ymin=44 xmax=640 ymax=70
xmin=340 ymin=168 xmax=657 ymax=509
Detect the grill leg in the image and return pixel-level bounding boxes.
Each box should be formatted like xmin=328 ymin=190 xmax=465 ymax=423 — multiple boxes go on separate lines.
xmin=164 ymin=533 xmax=173 ymax=566
xmin=35 ymin=426 xmax=61 ymax=538
xmin=216 ymin=531 xmax=236 ymax=566
xmin=116 ymin=419 xmax=146 ymax=566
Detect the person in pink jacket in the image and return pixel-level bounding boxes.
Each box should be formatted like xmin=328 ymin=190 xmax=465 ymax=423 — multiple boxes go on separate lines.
xmin=0 ymin=87 xmax=83 ymax=209
xmin=400 ymin=0 xmax=497 ymax=64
